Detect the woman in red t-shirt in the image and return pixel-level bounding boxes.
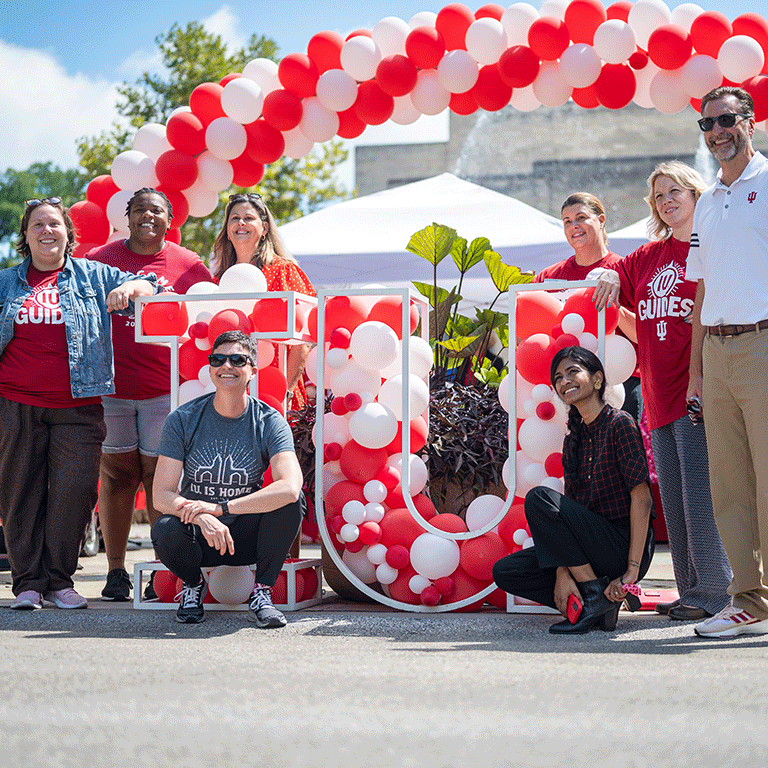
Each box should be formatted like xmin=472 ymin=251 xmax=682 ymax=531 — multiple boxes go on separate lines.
xmin=595 ymin=161 xmax=732 ymax=622
xmin=212 ymin=193 xmax=315 ymax=411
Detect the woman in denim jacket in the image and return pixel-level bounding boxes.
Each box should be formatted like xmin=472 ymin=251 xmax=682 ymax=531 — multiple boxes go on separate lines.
xmin=0 ymin=198 xmax=159 ymax=610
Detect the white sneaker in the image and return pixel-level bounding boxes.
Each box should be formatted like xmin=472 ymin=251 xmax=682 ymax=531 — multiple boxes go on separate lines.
xmin=694 ymin=606 xmax=768 ymax=638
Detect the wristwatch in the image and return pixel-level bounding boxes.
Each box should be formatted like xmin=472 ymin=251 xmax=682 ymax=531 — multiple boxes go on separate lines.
xmin=220 ymin=500 xmax=229 ymax=515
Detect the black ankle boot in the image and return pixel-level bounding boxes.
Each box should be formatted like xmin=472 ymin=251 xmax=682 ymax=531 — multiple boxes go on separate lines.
xmin=549 ymin=576 xmax=618 ymax=635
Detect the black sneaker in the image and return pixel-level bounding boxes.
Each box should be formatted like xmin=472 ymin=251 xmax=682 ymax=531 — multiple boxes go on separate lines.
xmin=248 ymin=583 xmax=287 ymax=628
xmin=176 ymin=576 xmax=207 ymax=624
xmin=101 ymin=568 xmax=132 ymax=601
xmin=143 ymin=571 xmax=158 ymax=601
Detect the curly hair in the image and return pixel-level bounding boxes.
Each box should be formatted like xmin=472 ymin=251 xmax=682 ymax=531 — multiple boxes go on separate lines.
xmin=15 ymin=199 xmax=76 ymax=260
xmin=125 ymin=187 xmax=174 ymax=219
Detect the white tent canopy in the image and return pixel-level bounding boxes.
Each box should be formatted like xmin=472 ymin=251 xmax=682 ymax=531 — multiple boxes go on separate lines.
xmin=280 ymin=173 xmax=572 ymax=309
xmin=608 ymin=217 xmax=651 ymax=257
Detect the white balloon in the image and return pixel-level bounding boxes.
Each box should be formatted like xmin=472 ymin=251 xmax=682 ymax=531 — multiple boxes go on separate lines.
xmin=168 ymin=106 xmax=191 ymax=119
xmin=560 ymin=44 xmax=602 ymax=88
xmin=342 ymin=547 xmax=378 ymax=583
xmin=178 ymin=379 xmax=206 ymax=405
xmin=221 ymin=78 xmax=264 ymax=124
xmin=671 ymin=3 xmax=704 ymax=32
xmin=363 ymin=480 xmax=388 ymax=504
xmin=410 ymin=533 xmax=460 ymax=580
xmin=539 ymin=0 xmax=568 ymax=20
xmin=329 ymin=360 xmax=382 ymax=399
xmin=316 ymin=69 xmax=358 ymax=111
xmin=312 ymin=412 xmax=350 ymax=447
xmin=593 ymin=20 xmax=637 ymax=65
xmin=282 ymin=126 xmax=314 ymax=159
xmin=509 ymin=84 xmax=541 ymax=112
xmin=409 ymin=11 xmax=437 ymax=29
xmin=379 ymin=336 xmax=433 ymax=379
xmin=466 ymin=18 xmax=507 ymax=65
xmin=524 ymin=461 xmax=548 ymax=488
xmin=501 ymin=3 xmax=539 ymax=47
xmin=718 ymin=36 xmax=765 ymax=83
xmin=372 ymin=16 xmax=411 ymax=57
xmin=349 ymin=402 xmax=399 ymax=449
xmin=342 ymin=500 xmax=367 ymax=525
xmin=366 ymin=543 xmax=388 ymax=565
xmin=242 ymin=58 xmax=280 ymax=94
xmin=376 ymin=562 xmax=399 ymax=584
xmin=604 ymin=334 xmax=637 ymax=385
xmin=633 ymin=61 xmax=661 ymax=109
xmin=207 ymin=565 xmax=255 ymax=604
xmin=195 ymin=337 xmax=212 ymax=351
xmin=680 ymin=55 xmax=722 ymax=98
xmin=387 ymin=452 xmax=428 ymax=495
xmin=540 ymin=475 xmax=565 ymax=494
xmin=205 ymin=117 xmax=247 ymax=160
xmin=409 ymin=574 xmax=432 ymax=595
xmin=364 ymin=502 xmax=386 ymax=522
xmin=340 ymin=523 xmax=360 ymax=542
xmin=531 ymin=383 xmax=553 ymax=403
xmin=105 ymin=189 xmax=133 ymax=232
xmin=502 ymin=456 xmax=512 ymax=490
xmin=523 ymin=398 xmax=537 ymax=416
xmin=340 ymin=36 xmax=381 ymax=81
xmin=299 ymin=97 xmax=340 ymax=143
xmin=605 ymin=382 xmax=626 ymax=409
xmin=465 ymin=494 xmax=506 ymax=531
xmin=184 ymin=182 xmax=219 ymax=218
xmin=437 ymin=49 xmax=479 ymax=94
xmin=197 ymin=364 xmax=212 ymax=387
xmin=390 ymin=95 xmax=421 ymax=125
xmin=515 ymin=371 xmax=535 ymax=414
xmin=628 ymin=0 xmax=673 ymax=50
xmin=513 ymin=528 xmax=528 ymax=545
xmin=498 ymin=374 xmax=511 ymax=414
xmin=578 ymin=331 xmax=598 ymax=352
xmin=649 ymin=69 xmax=689 ymax=114
xmin=132 ymin=123 xmax=172 ymax=161
xmin=110 ymin=150 xmax=157 ymax=191
xmin=196 ymin=151 xmax=234 ymax=192
xmin=378 ymin=374 xmax=429 ymax=420
xmin=518 ymin=415 xmax=566 ymax=463
xmin=523 ymin=537 xmax=535 ymax=549
xmin=561 ymin=312 xmax=585 ymax=335
xmin=411 ymin=69 xmax=451 ymax=116
xmin=326 ymin=347 xmax=350 ymax=369
xmin=350 ymin=321 xmax=399 ymax=371
xmin=305 ymin=342 xmax=332 ymax=387
xmin=218 ymin=263 xmax=268 ymax=293
xmin=533 ymin=61 xmax=572 ymax=108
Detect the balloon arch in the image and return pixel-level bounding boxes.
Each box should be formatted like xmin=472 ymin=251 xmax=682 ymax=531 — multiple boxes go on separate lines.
xmin=97 ymin=1 xmax=768 ymax=612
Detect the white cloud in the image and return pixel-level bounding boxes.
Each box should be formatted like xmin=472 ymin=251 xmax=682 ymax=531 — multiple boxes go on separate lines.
xmin=116 ymin=48 xmax=166 ymax=81
xmin=202 ymin=5 xmax=247 ymax=54
xmin=0 ymin=41 xmax=119 ymax=172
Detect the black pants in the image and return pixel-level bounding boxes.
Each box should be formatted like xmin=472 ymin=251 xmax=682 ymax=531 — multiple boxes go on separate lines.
xmin=151 ymin=499 xmax=303 ymax=587
xmin=492 ymin=486 xmax=655 ymax=609
xmin=622 ymin=375 xmax=643 ymax=423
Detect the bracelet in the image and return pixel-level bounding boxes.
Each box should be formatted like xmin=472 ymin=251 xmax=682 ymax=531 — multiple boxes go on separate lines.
xmin=628 ymin=560 xmax=640 ymax=568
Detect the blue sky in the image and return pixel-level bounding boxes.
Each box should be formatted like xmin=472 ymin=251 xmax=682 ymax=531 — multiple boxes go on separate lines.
xmin=0 ymin=0 xmax=763 ymax=181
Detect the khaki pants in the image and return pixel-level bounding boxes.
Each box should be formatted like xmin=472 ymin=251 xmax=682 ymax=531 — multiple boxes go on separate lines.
xmin=703 ymin=330 xmax=768 ymax=618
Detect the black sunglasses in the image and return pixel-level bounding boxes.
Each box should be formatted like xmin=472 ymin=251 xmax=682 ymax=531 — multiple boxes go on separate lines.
xmin=25 ymin=197 xmax=62 ymax=209
xmin=229 ymin=193 xmax=263 ymax=203
xmin=208 ymin=353 xmax=253 ymax=368
xmin=697 ymin=113 xmax=750 ymax=132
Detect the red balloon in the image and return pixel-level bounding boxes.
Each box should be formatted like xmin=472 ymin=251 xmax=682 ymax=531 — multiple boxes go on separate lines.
xmin=606 ymin=0 xmax=632 ymax=22
xmin=420 ymin=585 xmax=441 ymax=606
xmin=251 ymin=296 xmax=305 ymax=334
xmin=308 ymin=295 xmax=369 ymax=342
xmin=324 ymin=442 xmax=342 ymax=462
xmin=339 ymin=440 xmax=388 ymax=484
xmin=343 ymin=392 xmax=362 ymax=411
xmin=471 ymin=64 xmax=512 ymax=112
xmin=329 ymin=513 xmax=346 ymax=534
xmin=515 ymin=289 xmax=563 ymax=339
xmin=647 ymin=24 xmax=692 ymax=71
xmin=412 ymin=493 xmax=437 ymax=521
xmin=366 ymin=296 xmax=419 ymax=338
xmin=230 ymin=152 xmax=264 ymax=188
xmin=301 ymin=567 xmax=319 ymax=601
xmin=155 ymin=150 xmax=198 ymax=191
xmin=259 ymin=392 xmax=285 ymax=415
xmin=219 ymin=73 xmax=241 ymax=86
xmin=153 ymin=570 xmax=181 ymax=603
xmin=142 ymin=301 xmax=189 ymax=337
xmin=486 ymin=587 xmax=509 ymax=609
xmin=329 ymin=327 xmax=351 ymax=348
xmin=324 ymin=480 xmax=365 ymax=516
xmin=346 ymin=30 xmax=372 ymax=41
xmin=189 ymin=82 xmax=226 ymax=126
xmin=257 ymin=366 xmax=287 ymax=402
xmin=449 ymin=91 xmax=479 ymax=115
xmin=475 ymin=4 xmax=504 ymax=21
xmin=207 ymin=309 xmax=252 ymax=344
xmin=358 ymin=521 xmax=383 ymax=546
xmin=545 ymin=451 xmax=564 ymax=478
xmin=330 ymin=397 xmax=348 ymax=416
xmin=385 ymin=486 xmax=406 ymax=509
xmin=594 ymin=63 xmax=636 ymax=110
xmin=443 ymin=566 xmax=486 ymax=611
xmin=155 ymin=186 xmax=189 ymax=227
xmin=434 ymin=576 xmax=454 ymax=596
xmin=165 ymin=228 xmax=181 ymax=245
xmin=188 ymin=321 xmax=208 ymax=340
xmin=690 ymin=11 xmax=732 ymax=58
xmin=377 ymin=465 xmax=400 ymax=490
xmin=85 ymin=175 xmax=119 ymax=210
xmin=178 ymin=338 xmax=209 ymax=381
xmin=733 ymin=14 xmax=768 ymax=74
xmin=376 ymin=55 xmax=418 ymax=97
xmin=386 ymin=415 xmax=428 ymax=454
xmin=72 ymin=242 xmax=99 ymax=259
xmin=564 ymin=0 xmax=607 ymax=45
xmin=385 ymin=543 xmax=411 ymax=569
xmin=551 ymin=322 xmax=563 ymax=338
xmin=460 ymin=532 xmax=508 ymax=581
xmin=528 ymin=17 xmax=570 ymax=61
xmin=387 ymin=565 xmax=421 ymax=605
xmin=166 ymin=112 xmax=207 ymax=155
xmin=262 ymin=89 xmax=303 ymax=131
xmin=497 ymin=503 xmax=528 ymax=551
xmin=278 ymin=53 xmax=319 ymax=98
xmin=572 ymin=85 xmax=601 ymax=109
xmin=559 ymin=287 xmax=619 ymax=335
xmin=336 ymin=107 xmax=367 ymax=139
xmin=405 ymin=27 xmax=446 ymax=70
xmin=742 ymin=75 xmax=768 ymax=122
xmin=553 ymin=332 xmax=581 ymax=351
xmin=629 ymin=50 xmax=649 ymax=70
xmin=68 ymin=200 xmax=110 ymax=245
xmin=354 ymin=81 xmax=395 ymax=126
xmin=245 ymin=120 xmax=285 ymax=164
xmin=435 ymin=3 xmax=475 ymax=51
xmin=536 ymin=401 xmax=556 ymax=420
xmin=380 ymin=508 xmax=425 ymax=548
xmin=498 ymin=46 xmax=541 ymax=88
xmin=307 ymin=31 xmax=344 ymax=74
xmin=430 ymin=513 xmax=468 ymax=534
xmin=272 ymin=569 xmax=305 ymax=605
xmin=516 ymin=333 xmax=555 ymax=385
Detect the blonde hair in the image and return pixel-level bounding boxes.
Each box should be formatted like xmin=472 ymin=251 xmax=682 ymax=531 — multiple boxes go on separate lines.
xmin=645 ymin=161 xmax=708 ymax=240
xmin=561 ymin=192 xmax=608 ymax=245
xmin=213 ymin=195 xmax=296 ymax=281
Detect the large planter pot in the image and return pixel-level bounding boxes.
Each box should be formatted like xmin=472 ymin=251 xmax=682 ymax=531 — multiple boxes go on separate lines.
xmin=320 ymin=543 xmax=381 ymax=603
xmin=430 ymin=477 xmax=507 ymax=518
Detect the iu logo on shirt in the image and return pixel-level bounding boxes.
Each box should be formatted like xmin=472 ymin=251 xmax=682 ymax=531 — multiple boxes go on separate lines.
xmin=748 ymin=191 xmax=757 ymax=204
xmin=16 ymin=286 xmax=63 ymax=325
xmin=637 ymin=262 xmax=694 ymax=324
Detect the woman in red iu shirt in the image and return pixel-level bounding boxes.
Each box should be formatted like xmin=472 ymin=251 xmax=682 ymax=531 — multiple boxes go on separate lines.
xmin=594 ymin=162 xmax=732 ymax=622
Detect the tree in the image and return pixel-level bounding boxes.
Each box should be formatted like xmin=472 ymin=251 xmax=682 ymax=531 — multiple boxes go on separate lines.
xmin=77 ymin=22 xmax=349 ymax=259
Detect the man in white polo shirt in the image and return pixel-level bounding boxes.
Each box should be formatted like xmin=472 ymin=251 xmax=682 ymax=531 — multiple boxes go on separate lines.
xmin=686 ymin=86 xmax=768 ymax=638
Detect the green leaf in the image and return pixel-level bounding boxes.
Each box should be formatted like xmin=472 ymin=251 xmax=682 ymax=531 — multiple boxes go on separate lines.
xmin=406 ymin=223 xmax=456 ymax=266
xmin=484 ymin=250 xmax=535 ymax=293
xmin=473 ymin=308 xmax=507 ymax=332
xmin=452 ymin=236 xmax=490 ymax=273
xmin=438 ymin=335 xmax=481 ymax=353
xmin=430 ymin=287 xmax=459 ymax=342
xmin=412 ymin=281 xmax=454 ymax=306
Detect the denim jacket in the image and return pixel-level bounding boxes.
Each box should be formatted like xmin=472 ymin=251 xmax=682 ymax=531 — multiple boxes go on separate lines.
xmin=0 ymin=255 xmax=160 ymax=398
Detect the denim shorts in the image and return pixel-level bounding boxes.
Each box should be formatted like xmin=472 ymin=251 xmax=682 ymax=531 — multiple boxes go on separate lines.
xmin=101 ymin=394 xmax=171 ymax=456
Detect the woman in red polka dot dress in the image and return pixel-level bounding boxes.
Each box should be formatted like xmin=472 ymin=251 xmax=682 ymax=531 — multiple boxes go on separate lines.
xmin=213 ymin=193 xmax=316 ymax=411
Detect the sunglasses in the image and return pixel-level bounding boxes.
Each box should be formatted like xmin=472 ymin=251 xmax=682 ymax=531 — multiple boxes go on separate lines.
xmin=25 ymin=197 xmax=62 ymax=209
xmin=208 ymin=353 xmax=253 ymax=368
xmin=229 ymin=193 xmax=263 ymax=203
xmin=697 ymin=113 xmax=750 ymax=132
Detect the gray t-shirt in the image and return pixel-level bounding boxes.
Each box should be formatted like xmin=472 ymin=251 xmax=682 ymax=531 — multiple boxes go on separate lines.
xmin=158 ymin=393 xmax=295 ymax=504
